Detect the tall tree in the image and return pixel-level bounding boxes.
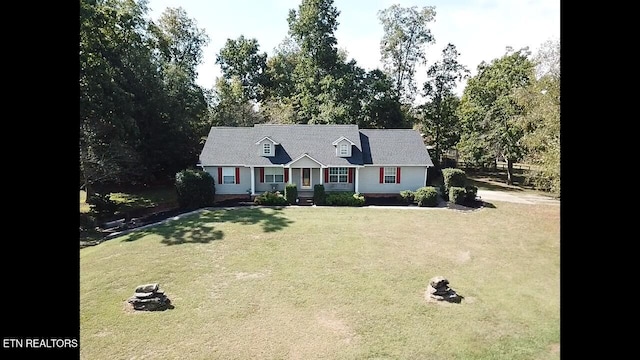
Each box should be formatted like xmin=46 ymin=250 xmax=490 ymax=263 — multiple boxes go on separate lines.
xmin=458 ymin=47 xmax=535 ymax=184
xmin=514 ymin=39 xmax=560 ymax=194
xmin=80 ymin=0 xmax=153 ymax=196
xmin=359 ymin=69 xmax=405 ymax=128
xmin=147 ymin=6 xmax=210 ymax=176
xmin=211 ymin=76 xmax=264 ymax=127
xmin=216 ymin=36 xmax=268 ymax=101
xmin=419 ymin=43 xmax=470 ymax=165
xmin=287 ymin=0 xmax=343 ymax=122
xmin=378 ymin=4 xmax=436 ymax=104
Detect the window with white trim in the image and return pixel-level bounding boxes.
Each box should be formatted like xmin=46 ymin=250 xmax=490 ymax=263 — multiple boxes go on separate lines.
xmin=339 ymin=144 xmax=349 ymax=156
xmin=262 ymin=143 xmax=273 ymax=156
xmin=384 ymin=167 xmax=397 ymax=184
xmin=264 ymin=167 xmax=284 ymax=183
xmin=329 ymin=167 xmax=348 ymax=183
xmin=222 ymin=167 xmax=236 ymax=184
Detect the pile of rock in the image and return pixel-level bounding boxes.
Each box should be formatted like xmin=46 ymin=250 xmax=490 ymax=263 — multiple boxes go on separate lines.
xmin=425 ymin=276 xmax=462 ymax=303
xmin=127 ymin=283 xmax=172 ymax=311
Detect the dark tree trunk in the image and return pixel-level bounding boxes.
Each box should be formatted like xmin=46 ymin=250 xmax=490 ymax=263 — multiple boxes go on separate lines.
xmin=506 ymin=158 xmax=514 ymax=185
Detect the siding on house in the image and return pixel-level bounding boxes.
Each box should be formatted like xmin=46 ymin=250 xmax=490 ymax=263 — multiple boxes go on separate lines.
xmin=357 ymin=166 xmax=426 ymax=194
xmin=203 ymin=166 xmax=251 ymax=195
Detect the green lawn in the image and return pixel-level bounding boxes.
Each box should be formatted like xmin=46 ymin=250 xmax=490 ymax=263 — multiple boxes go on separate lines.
xmin=80 ymin=204 xmax=560 ymax=359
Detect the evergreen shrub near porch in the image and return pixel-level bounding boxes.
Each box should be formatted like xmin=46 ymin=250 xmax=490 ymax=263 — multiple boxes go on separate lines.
xmin=313 ymin=184 xmax=326 ymax=205
xmin=285 ymin=184 xmax=298 ymax=204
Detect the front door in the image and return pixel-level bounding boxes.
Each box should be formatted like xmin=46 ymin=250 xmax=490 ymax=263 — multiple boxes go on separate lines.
xmin=301 ymin=168 xmax=312 ymax=189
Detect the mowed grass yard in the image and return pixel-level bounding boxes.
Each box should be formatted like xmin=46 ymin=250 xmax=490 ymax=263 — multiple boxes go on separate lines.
xmin=80 ymin=202 xmax=560 ymax=359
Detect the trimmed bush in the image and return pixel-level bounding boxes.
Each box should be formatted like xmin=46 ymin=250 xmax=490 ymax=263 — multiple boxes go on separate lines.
xmin=313 ymin=184 xmax=326 ymax=205
xmin=325 ymin=192 xmax=365 ymax=206
xmin=254 ymin=191 xmax=289 ymax=206
xmin=285 ymin=183 xmax=298 ymax=204
xmin=465 ymin=185 xmax=478 ymax=204
xmin=414 ymin=186 xmax=439 ymax=207
xmin=88 ymin=193 xmax=119 ymax=218
xmin=399 ymin=190 xmax=415 ymax=204
xmin=175 ymin=169 xmax=215 ymax=210
xmin=441 ymin=168 xmax=468 ymax=198
xmin=449 ymin=186 xmax=467 ymax=204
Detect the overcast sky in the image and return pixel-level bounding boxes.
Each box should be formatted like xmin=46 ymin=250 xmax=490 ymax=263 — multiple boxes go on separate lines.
xmin=146 ymin=0 xmax=560 ymax=98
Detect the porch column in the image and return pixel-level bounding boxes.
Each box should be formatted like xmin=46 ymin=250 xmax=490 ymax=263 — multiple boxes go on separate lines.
xmin=355 ymin=167 xmax=359 ymax=193
xmin=250 ymin=166 xmax=256 ymax=195
xmin=320 ymin=167 xmax=324 ymax=184
xmin=288 ymin=167 xmax=293 ymax=184
xmin=424 ymin=166 xmax=429 ymax=186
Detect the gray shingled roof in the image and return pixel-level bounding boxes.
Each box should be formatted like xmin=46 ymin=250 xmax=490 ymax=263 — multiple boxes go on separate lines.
xmin=198 ymin=125 xmax=432 ymax=167
xmin=359 ymin=129 xmax=434 ymax=166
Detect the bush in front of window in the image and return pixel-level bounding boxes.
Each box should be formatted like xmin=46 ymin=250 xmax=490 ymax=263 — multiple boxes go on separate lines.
xmin=254 ymin=191 xmax=289 ymax=206
xmin=325 ymin=192 xmax=365 ymax=206
xmin=313 ymin=184 xmax=326 ymax=205
xmin=399 ymin=190 xmax=415 ymax=204
xmin=414 ymin=186 xmax=439 ymax=207
xmin=285 ymin=183 xmax=298 ymax=204
xmin=175 ymin=169 xmax=216 ymax=210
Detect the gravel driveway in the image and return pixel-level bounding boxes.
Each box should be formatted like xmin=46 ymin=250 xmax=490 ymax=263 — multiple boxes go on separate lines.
xmin=476 ymin=189 xmax=559 ymax=205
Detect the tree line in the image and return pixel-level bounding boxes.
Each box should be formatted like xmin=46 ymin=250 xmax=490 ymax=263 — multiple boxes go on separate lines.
xmin=80 ymin=0 xmax=560 ymax=196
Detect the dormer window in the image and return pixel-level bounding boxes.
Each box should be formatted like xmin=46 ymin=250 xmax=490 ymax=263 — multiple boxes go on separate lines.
xmin=332 ymin=136 xmax=354 ymax=157
xmin=256 ymin=136 xmax=279 ymax=157
xmin=263 ymin=143 xmax=273 ymax=156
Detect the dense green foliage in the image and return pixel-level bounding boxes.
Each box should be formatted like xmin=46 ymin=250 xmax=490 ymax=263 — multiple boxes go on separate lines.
xmin=458 ymin=47 xmax=536 ymax=184
xmin=80 ymin=0 xmax=210 ymax=197
xmin=88 ymin=193 xmax=120 ymax=218
xmin=80 ymin=0 xmax=559 ymax=196
xmin=448 ymin=186 xmax=466 ymax=204
xmin=254 ymin=191 xmax=289 ymax=206
xmin=284 ymin=184 xmax=298 ymax=204
xmin=441 ymin=168 xmax=468 ymax=197
xmin=175 ymin=169 xmax=215 ymax=210
xmin=414 ymin=186 xmax=439 ymax=207
xmin=313 ymin=184 xmax=327 ymax=205
xmin=325 ymin=192 xmax=365 ymax=206
xmin=399 ymin=190 xmax=415 ymax=204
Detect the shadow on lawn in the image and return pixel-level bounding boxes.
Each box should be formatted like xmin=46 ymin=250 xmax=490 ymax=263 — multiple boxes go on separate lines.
xmin=121 ymin=207 xmax=293 ymax=245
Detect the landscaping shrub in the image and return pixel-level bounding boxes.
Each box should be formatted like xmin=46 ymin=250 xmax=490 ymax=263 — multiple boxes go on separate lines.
xmin=325 ymin=192 xmax=365 ymax=206
xmin=441 ymin=168 xmax=468 ymax=198
xmin=313 ymin=184 xmax=326 ymax=205
xmin=449 ymin=186 xmax=467 ymax=204
xmin=175 ymin=169 xmax=215 ymax=210
xmin=399 ymin=190 xmax=415 ymax=204
xmin=88 ymin=193 xmax=119 ymax=218
xmin=465 ymin=185 xmax=478 ymax=204
xmin=285 ymin=184 xmax=298 ymax=204
xmin=254 ymin=191 xmax=289 ymax=206
xmin=414 ymin=186 xmax=439 ymax=207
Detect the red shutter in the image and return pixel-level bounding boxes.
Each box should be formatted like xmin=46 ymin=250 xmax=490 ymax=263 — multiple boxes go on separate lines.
xmin=235 ymin=167 xmax=240 ymax=184
xmin=379 ymin=167 xmax=384 ymax=183
xmin=348 ymin=168 xmax=353 ymax=183
xmin=324 ymin=168 xmax=329 ymax=182
xmin=218 ymin=167 xmax=222 ymax=184
xmin=284 ymin=169 xmax=289 ymax=182
xmin=396 ymin=167 xmax=401 ymax=184
xmin=259 ymin=167 xmax=264 ymax=183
